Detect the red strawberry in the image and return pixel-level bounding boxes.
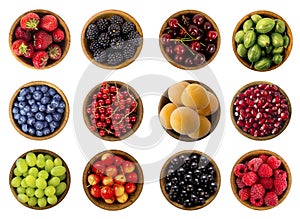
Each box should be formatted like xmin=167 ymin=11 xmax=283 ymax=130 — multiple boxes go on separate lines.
xmin=12 ymin=39 xmax=28 ymax=56
xmin=14 ymin=26 xmax=31 ymax=41
xmin=39 ymin=15 xmax=58 ymax=32
xmin=52 ymin=28 xmax=65 ymax=42
xmin=34 ymin=30 xmax=53 ymax=50
xmin=20 ymin=12 xmax=40 ymax=30
xmin=32 ymin=51 xmax=49 ymax=69
xmin=24 ymin=43 xmax=35 ymax=58
xmin=48 ymin=44 xmax=62 ymax=60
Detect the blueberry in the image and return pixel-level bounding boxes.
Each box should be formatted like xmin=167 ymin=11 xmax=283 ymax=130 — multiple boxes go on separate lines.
xmin=28 ymin=128 xmax=35 ymax=135
xmin=57 ymin=108 xmax=65 ymax=114
xmin=49 ymin=88 xmax=56 ymax=96
xmin=50 ymin=121 xmax=58 ymax=129
xmin=33 ymin=91 xmax=43 ymax=101
xmin=41 ymin=85 xmax=49 ymax=93
xmin=43 ymin=128 xmax=51 ymax=135
xmin=53 ymin=94 xmax=62 ymax=101
xmin=12 ymin=107 xmax=19 ymax=114
xmin=43 ymin=121 xmax=49 ymax=128
xmin=19 ymin=88 xmax=28 ymax=96
xmin=36 ymin=86 xmax=41 ymax=91
xmin=53 ymin=113 xmax=62 ymax=122
xmin=14 ymin=113 xmax=20 ymax=120
xmin=22 ymin=124 xmax=28 ymax=132
xmin=28 ymin=86 xmax=35 ymax=93
xmin=17 ymin=96 xmax=26 ymax=101
xmin=27 ymin=117 xmax=36 ymax=126
xmin=35 ymin=112 xmax=45 ymax=121
xmin=18 ymin=102 xmax=26 ymax=109
xmin=41 ymin=96 xmax=50 ymax=105
xmin=45 ymin=115 xmax=53 ymax=123
xmin=26 ymin=94 xmax=32 ymax=100
xmin=20 ymin=109 xmax=26 ymax=116
xmin=23 ymin=105 xmax=30 ymax=113
xmin=28 ymin=99 xmax=35 ymax=105
xmin=36 ymin=131 xmax=43 ymax=137
xmin=31 ymin=104 xmax=39 ymax=113
xmin=59 ymin=101 xmax=66 ymax=109
xmin=27 ymin=112 xmax=34 ymax=117
xmin=13 ymin=102 xmax=18 ymax=107
xmin=39 ymin=105 xmax=46 ymax=112
xmin=50 ymin=99 xmax=60 ymax=108
xmin=47 ymin=104 xmax=55 ymax=113
xmin=34 ymin=121 xmax=44 ymax=130
xmin=19 ymin=116 xmax=27 ymax=124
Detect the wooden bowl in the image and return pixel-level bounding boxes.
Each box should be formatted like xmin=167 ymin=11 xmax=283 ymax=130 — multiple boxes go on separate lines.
xmin=9 ymin=149 xmax=71 ymax=210
xmin=230 ymin=149 xmax=291 ymax=210
xmin=82 ymin=149 xmax=144 ymax=210
xmin=159 ymin=10 xmax=221 ymax=70
xmin=9 ymin=9 xmax=71 ymax=70
xmin=158 ymin=80 xmax=221 ymax=142
xmin=9 ymin=81 xmax=70 ymax=140
xmin=83 ymin=81 xmax=143 ymax=141
xmin=230 ymin=81 xmax=291 ymax=140
xmin=232 ymin=10 xmax=293 ymax=72
xmin=160 ymin=150 xmax=221 ymax=210
xmin=81 ymin=9 xmax=143 ymax=69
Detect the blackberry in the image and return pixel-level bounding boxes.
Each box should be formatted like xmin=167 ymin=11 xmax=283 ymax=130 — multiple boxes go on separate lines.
xmin=122 ymin=21 xmax=136 ymax=35
xmin=94 ymin=50 xmax=107 ymax=63
xmin=96 ymin=18 xmax=110 ymax=32
xmin=107 ymin=51 xmax=124 ymax=66
xmin=89 ymin=41 xmax=102 ymax=54
xmin=110 ymin=37 xmax=124 ymax=50
xmin=86 ymin=24 xmax=99 ymax=40
xmin=98 ymin=33 xmax=110 ymax=48
xmin=126 ymin=31 xmax=142 ymax=47
xmin=122 ymin=42 xmax=137 ymax=59
xmin=110 ymin=15 xmax=124 ymax=25
xmin=108 ymin=24 xmax=121 ymax=37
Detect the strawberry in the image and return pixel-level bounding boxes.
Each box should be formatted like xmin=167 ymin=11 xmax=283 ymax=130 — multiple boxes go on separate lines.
xmin=24 ymin=43 xmax=35 ymax=58
xmin=34 ymin=30 xmax=53 ymax=50
xmin=12 ymin=39 xmax=28 ymax=56
xmin=48 ymin=44 xmax=62 ymax=60
xmin=14 ymin=26 xmax=32 ymax=41
xmin=32 ymin=51 xmax=49 ymax=69
xmin=39 ymin=15 xmax=58 ymax=32
xmin=52 ymin=28 xmax=65 ymax=42
xmin=20 ymin=12 xmax=40 ymax=31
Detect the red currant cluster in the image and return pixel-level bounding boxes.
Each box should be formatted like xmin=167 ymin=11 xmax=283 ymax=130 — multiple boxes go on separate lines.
xmin=86 ymin=82 xmax=138 ymax=138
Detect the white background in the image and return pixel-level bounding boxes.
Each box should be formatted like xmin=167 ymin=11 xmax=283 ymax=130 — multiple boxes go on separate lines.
xmin=0 ymin=0 xmax=298 ymax=218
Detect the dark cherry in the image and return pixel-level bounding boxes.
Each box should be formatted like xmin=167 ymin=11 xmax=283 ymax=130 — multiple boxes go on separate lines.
xmin=173 ymin=54 xmax=184 ymax=63
xmin=164 ymin=46 xmax=174 ymax=56
xmin=193 ymin=53 xmax=206 ymax=65
xmin=188 ymin=25 xmax=200 ymax=38
xmin=168 ymin=18 xmax=179 ymax=29
xmin=173 ymin=44 xmax=186 ymax=56
xmin=203 ymin=21 xmax=212 ymax=31
xmin=192 ymin=14 xmax=205 ymax=26
xmin=184 ymin=57 xmax=194 ymax=66
xmin=206 ymin=43 xmax=216 ymax=55
xmin=161 ymin=33 xmax=172 ymax=46
xmin=207 ymin=30 xmax=218 ymax=41
xmin=190 ymin=41 xmax=201 ymax=52
xmin=166 ymin=29 xmax=178 ymax=37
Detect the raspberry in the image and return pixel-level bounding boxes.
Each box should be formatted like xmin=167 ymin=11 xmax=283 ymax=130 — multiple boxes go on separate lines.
xmin=239 ymin=188 xmax=250 ymax=201
xmin=258 ymin=164 xmax=273 ymax=178
xmin=234 ymin=163 xmax=248 ymax=178
xmin=264 ymin=191 xmax=278 ymax=207
xmin=247 ymin=158 xmax=263 ymax=172
xmin=274 ymin=177 xmax=287 ymax=195
xmin=250 ymin=197 xmax=264 ymax=207
xmin=242 ymin=171 xmax=258 ymax=186
xmin=274 ymin=169 xmax=287 ymax=180
xmin=236 ymin=177 xmax=245 ymax=189
xmin=259 ymin=177 xmax=273 ymax=190
xmin=250 ymin=183 xmax=265 ymax=199
xmin=259 ymin=154 xmax=269 ymax=163
xmin=267 ymin=156 xmax=281 ymax=170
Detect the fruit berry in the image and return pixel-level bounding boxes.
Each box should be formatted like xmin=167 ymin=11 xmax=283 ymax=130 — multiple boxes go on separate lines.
xmin=52 ymin=28 xmax=65 ymax=42
xmin=20 ymin=12 xmax=40 ymax=30
xmin=239 ymin=187 xmax=250 ymax=201
xmin=48 ymin=44 xmax=62 ymax=60
xmin=267 ymin=156 xmax=281 ymax=170
xmin=250 ymin=183 xmax=265 ymax=199
xmin=32 ymin=51 xmax=49 ymax=69
xmin=15 ymin=26 xmax=32 ymax=41
xmin=264 ymin=191 xmax=278 ymax=207
xmin=39 ymin=15 xmax=58 ymax=32
xmin=258 ymin=164 xmax=273 ymax=178
xmin=234 ymin=163 xmax=248 ymax=178
xmin=242 ymin=171 xmax=258 ymax=186
xmin=247 ymin=157 xmax=263 ymax=172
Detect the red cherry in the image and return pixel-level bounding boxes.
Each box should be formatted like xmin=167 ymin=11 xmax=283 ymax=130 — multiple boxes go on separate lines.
xmin=207 ymin=30 xmax=218 ymax=41
xmin=161 ymin=33 xmax=172 ymax=46
xmin=168 ymin=18 xmax=179 ymax=29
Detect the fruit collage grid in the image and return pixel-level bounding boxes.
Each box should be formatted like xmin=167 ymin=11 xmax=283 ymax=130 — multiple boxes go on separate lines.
xmin=1 ymin=0 xmax=299 ymax=218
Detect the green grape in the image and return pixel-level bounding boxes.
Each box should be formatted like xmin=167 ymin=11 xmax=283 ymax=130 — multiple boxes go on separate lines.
xmin=45 ymin=155 xmax=53 ymax=161
xmin=16 ymin=186 xmax=26 ymax=194
xmin=26 ymin=187 xmax=35 ymax=197
xmin=28 ymin=167 xmax=39 ymax=178
xmin=55 ymin=182 xmax=67 ymax=196
xmin=36 ymin=159 xmax=45 ymax=169
xmin=37 ymin=197 xmax=47 ymax=208
xmin=25 ymin=152 xmax=37 ymax=167
xmin=53 ymin=158 xmax=62 ymax=166
xmin=18 ymin=194 xmax=29 ymax=204
xmin=28 ymin=197 xmax=37 ymax=207
xmin=36 ymin=177 xmax=47 ymax=190
xmin=50 ymin=166 xmax=66 ymax=177
xmin=25 ymin=175 xmax=36 ymax=188
xmin=21 ymin=178 xmax=28 ymax=188
xmin=47 ymin=195 xmax=58 ymax=205
xmin=11 ymin=176 xmax=22 ymax=188
xmin=34 ymin=189 xmax=44 ymax=198
xmin=22 ymin=172 xmax=28 ymax=177
xmin=48 ymin=177 xmax=60 ymax=187
xmin=16 ymin=158 xmax=28 ymax=174
xmin=37 ymin=154 xmax=45 ymax=161
xmin=58 ymin=174 xmax=66 ymax=181
xmin=38 ymin=170 xmax=49 ymax=180
xmin=45 ymin=159 xmax=54 ymax=172
xmin=13 ymin=168 xmax=22 ymax=177
xmin=44 ymin=186 xmax=56 ymax=197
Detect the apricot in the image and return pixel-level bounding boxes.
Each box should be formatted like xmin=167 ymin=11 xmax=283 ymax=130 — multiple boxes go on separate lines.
xmin=167 ymin=81 xmax=190 ymax=106
xmin=181 ymin=83 xmax=209 ymax=110
xmin=159 ymin=103 xmax=177 ymax=129
xmin=170 ymin=107 xmax=200 ymax=135
xmin=198 ymin=92 xmax=219 ymax=116
xmin=188 ymin=116 xmax=211 ymax=139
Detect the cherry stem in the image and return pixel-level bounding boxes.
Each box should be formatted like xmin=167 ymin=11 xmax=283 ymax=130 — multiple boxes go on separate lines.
xmin=177 ymin=23 xmax=194 ymax=39
xmin=180 ymin=40 xmax=195 ymax=56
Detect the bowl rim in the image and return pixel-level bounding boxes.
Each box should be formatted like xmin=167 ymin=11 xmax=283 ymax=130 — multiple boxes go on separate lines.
xmin=230 ymin=81 xmax=292 ymax=140
xmin=81 ymin=9 xmax=143 ymax=70
xmin=159 ymin=9 xmax=221 ymax=70
xmin=159 ymin=150 xmax=221 ymax=210
xmin=232 ymin=10 xmax=293 ymax=72
xmin=8 ymin=9 xmax=71 ymax=70
xmin=9 ymin=80 xmax=70 ymax=140
xmin=230 ymin=149 xmax=292 ymax=210
xmin=9 ymin=149 xmax=71 ymax=210
xmin=82 ymin=80 xmax=143 ymax=141
xmin=158 ymin=80 xmax=221 ymax=142
xmin=82 ymin=149 xmax=144 ymax=211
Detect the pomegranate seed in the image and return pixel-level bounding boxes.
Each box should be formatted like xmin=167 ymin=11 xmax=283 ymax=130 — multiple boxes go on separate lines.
xmin=280 ymin=112 xmax=289 ymax=120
